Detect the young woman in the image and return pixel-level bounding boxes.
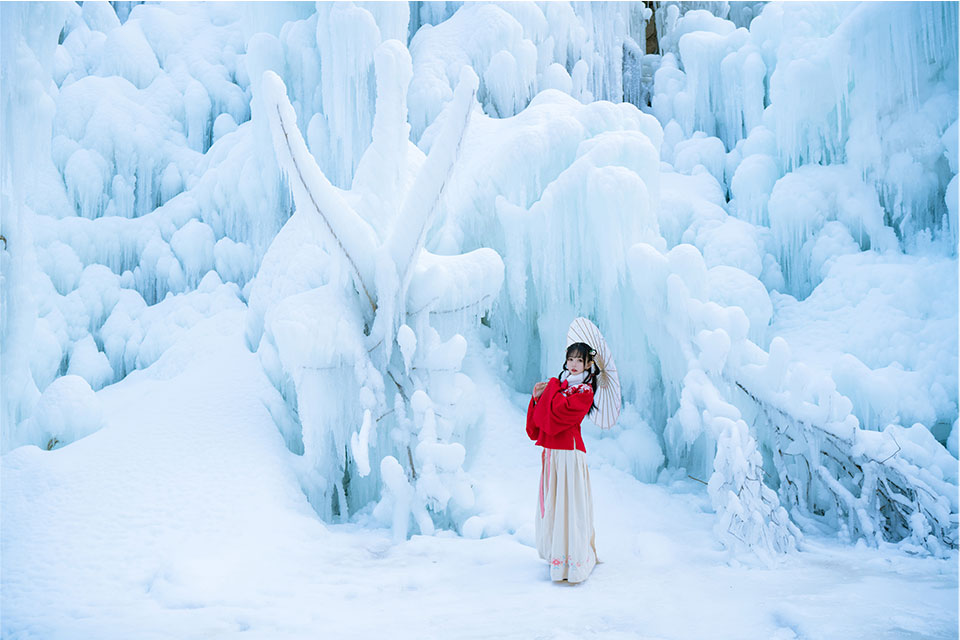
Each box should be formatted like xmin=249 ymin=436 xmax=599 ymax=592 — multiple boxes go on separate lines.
xmin=526 ymin=341 xmax=599 ymax=583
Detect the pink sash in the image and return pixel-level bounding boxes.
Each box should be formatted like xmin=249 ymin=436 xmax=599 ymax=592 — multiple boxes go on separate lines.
xmin=539 ymin=448 xmax=552 ymax=518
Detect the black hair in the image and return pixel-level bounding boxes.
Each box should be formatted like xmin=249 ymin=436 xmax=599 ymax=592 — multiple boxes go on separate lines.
xmin=560 ymin=341 xmax=598 ymax=414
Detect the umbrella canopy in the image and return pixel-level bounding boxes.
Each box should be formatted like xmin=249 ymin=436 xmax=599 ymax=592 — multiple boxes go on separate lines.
xmin=567 ymin=317 xmax=621 ymax=429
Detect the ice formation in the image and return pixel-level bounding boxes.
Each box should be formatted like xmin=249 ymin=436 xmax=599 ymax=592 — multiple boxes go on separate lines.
xmin=249 ymin=47 xmax=500 ymax=533
xmin=1 ymin=1 xmax=956 ymax=557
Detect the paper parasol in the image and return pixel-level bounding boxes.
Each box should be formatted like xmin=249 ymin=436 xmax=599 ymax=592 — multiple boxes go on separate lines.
xmin=567 ymin=317 xmax=621 ymax=429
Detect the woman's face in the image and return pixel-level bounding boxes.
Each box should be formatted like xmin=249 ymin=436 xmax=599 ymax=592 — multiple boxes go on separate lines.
xmin=566 ymin=354 xmax=587 ymax=374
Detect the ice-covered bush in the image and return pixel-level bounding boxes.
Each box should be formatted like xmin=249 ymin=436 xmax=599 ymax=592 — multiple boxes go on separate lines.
xmin=247 ymin=41 xmax=502 ymax=536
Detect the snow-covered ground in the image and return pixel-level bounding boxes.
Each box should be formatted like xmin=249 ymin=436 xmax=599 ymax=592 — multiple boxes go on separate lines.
xmin=3 ymin=310 xmax=955 ymax=639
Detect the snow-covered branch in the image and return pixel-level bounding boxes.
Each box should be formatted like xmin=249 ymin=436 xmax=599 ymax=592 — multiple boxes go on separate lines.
xmin=387 ymin=66 xmax=480 ymax=309
xmin=260 ymin=70 xmax=379 ymax=316
xmin=734 ymin=380 xmax=958 ymax=554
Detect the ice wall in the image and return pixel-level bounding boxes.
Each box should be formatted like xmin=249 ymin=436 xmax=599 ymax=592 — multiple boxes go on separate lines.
xmin=407 ymin=2 xmax=651 ymax=141
xmin=1 ymin=2 xmax=289 ymax=453
xmin=638 ymin=1 xmax=958 ymax=552
xmin=1 ymin=3 xmax=75 ymax=451
xmin=657 ymin=2 xmax=958 ymax=249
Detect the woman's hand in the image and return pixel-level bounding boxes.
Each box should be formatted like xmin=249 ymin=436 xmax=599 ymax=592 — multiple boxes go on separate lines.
xmin=533 ymin=381 xmax=548 ymax=399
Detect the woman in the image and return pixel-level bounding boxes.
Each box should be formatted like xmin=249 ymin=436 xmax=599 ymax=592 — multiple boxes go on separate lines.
xmin=526 ymin=341 xmax=599 ymax=583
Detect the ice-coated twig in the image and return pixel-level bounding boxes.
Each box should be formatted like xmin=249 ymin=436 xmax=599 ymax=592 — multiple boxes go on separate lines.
xmin=408 ymin=293 xmax=496 ymax=317
xmin=878 ymin=434 xmax=901 ymax=464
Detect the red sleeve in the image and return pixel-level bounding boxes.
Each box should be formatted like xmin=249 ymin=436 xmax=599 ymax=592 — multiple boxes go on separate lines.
xmin=525 ymin=395 xmax=539 ymax=441
xmin=534 ymin=378 xmax=594 ymax=436
xmin=531 ymin=378 xmax=559 ymax=434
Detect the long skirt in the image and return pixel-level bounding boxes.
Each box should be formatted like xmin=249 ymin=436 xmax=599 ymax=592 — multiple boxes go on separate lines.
xmin=535 ymin=447 xmax=598 ymax=583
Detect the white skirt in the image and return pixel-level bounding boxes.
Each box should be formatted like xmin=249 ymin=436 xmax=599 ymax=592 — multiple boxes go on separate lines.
xmin=535 ymin=448 xmax=598 ymax=583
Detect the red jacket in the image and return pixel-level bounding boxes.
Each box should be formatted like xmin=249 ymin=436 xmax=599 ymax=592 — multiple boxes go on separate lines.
xmin=526 ymin=377 xmax=594 ymax=452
